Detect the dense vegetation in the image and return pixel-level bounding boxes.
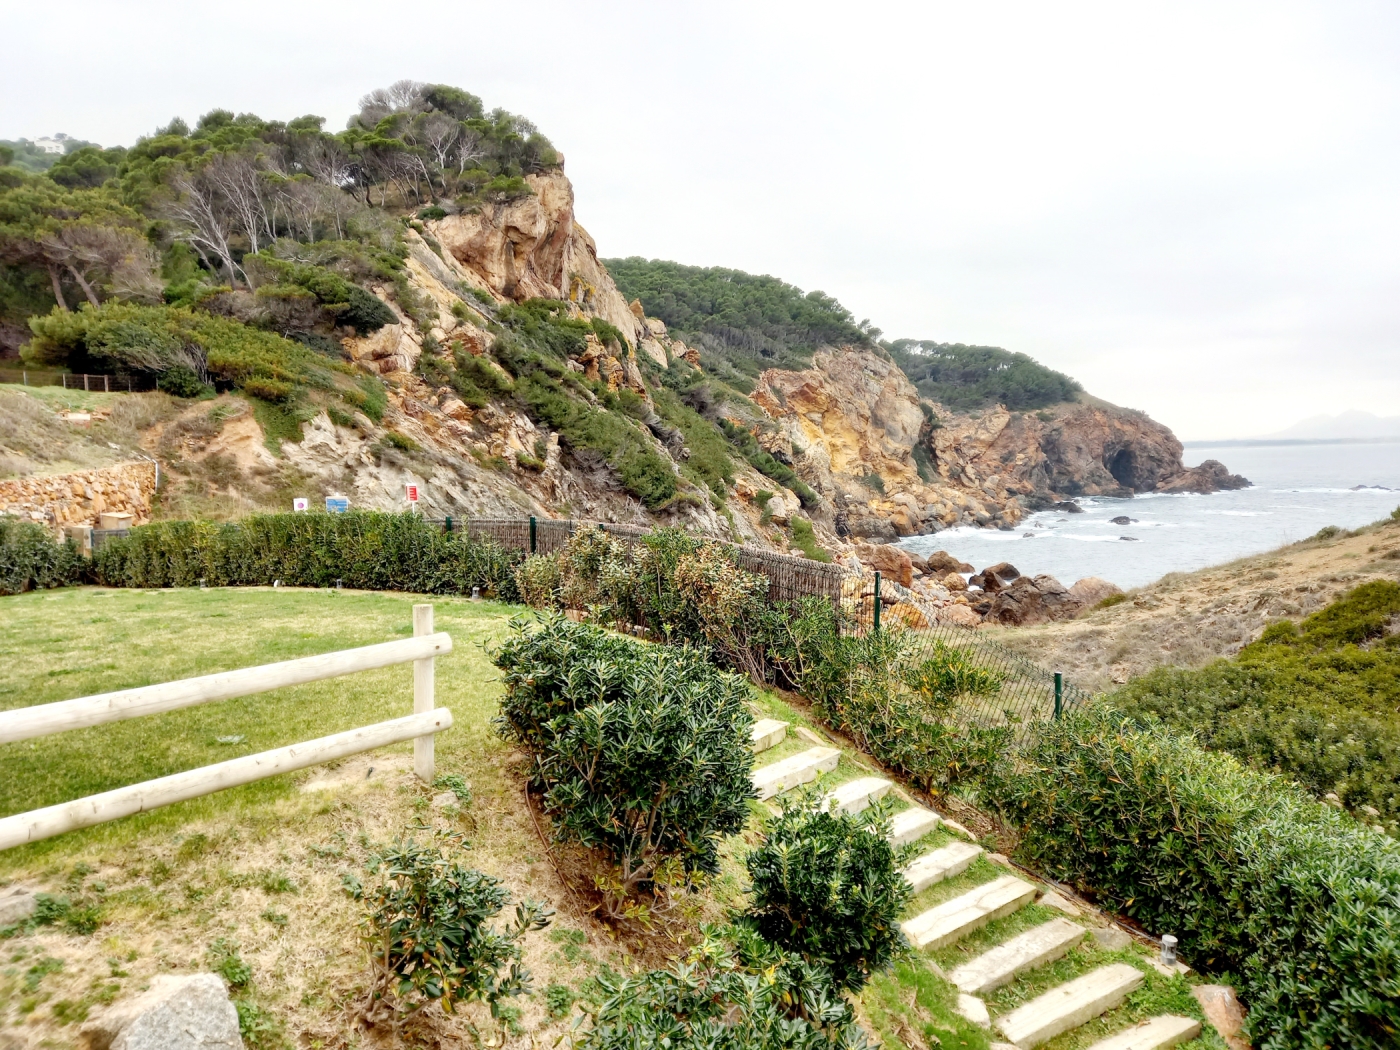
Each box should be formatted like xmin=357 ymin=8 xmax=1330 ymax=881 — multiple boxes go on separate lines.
xmin=0 ymin=517 xmax=85 ymax=594
xmin=91 ymin=511 xmax=521 ymax=596
xmin=741 ymin=795 xmax=910 ymax=993
xmin=884 ymin=339 xmax=1082 ymax=412
xmin=1115 ymin=579 xmax=1400 ymax=829
xmin=605 ymin=257 xmax=873 ymax=383
xmin=493 ymin=614 xmax=755 ymax=917
xmin=986 ymin=706 xmax=1400 ymax=1050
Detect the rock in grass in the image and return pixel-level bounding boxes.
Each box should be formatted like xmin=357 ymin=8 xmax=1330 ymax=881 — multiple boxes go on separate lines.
xmin=78 ymin=973 xmax=242 ymax=1050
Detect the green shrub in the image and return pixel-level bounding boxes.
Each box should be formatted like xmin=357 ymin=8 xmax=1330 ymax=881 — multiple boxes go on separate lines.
xmin=1114 ymin=582 xmax=1400 ymax=827
xmin=492 ymin=615 xmax=755 ymax=915
xmin=1095 ymin=591 xmax=1129 ymax=609
xmin=780 ymin=600 xmax=1007 ymax=794
xmin=417 ymin=206 xmax=447 ymax=220
xmin=513 ymin=552 xmax=562 ymax=609
xmin=716 ymin=418 xmax=819 ymax=508
xmin=157 ymin=365 xmax=212 ymax=398
xmin=380 ymin=429 xmax=420 ymax=452
xmin=742 ymin=793 xmax=910 ymax=992
xmin=341 ymin=376 xmax=387 ymax=423
xmin=0 ymin=518 xmax=86 ymax=595
xmin=248 ymin=256 xmax=396 ymax=335
xmin=984 ymin=706 xmax=1400 ymax=1050
xmin=884 ymin=339 xmax=1082 ymax=413
xmin=357 ymin=833 xmax=550 ymax=1023
xmin=789 ymin=517 xmax=831 ymax=562
xmin=576 ymin=926 xmax=869 ymax=1050
xmin=242 ymin=377 xmax=294 ymax=404
xmin=856 ymin=472 xmax=885 ymax=494
xmin=92 ymin=511 xmax=521 ymax=598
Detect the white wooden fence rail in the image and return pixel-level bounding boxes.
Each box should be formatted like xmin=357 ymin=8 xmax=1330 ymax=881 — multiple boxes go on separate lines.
xmin=0 ymin=604 xmax=452 ymax=852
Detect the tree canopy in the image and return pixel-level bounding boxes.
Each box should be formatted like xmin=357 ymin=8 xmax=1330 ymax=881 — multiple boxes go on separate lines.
xmin=883 ymin=339 xmax=1082 ymax=412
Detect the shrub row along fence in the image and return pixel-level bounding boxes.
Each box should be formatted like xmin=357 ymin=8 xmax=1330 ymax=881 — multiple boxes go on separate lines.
xmin=441 ymin=514 xmax=1076 ymax=725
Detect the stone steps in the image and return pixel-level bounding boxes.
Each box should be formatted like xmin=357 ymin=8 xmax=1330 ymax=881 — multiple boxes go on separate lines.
xmin=994 ymin=963 xmax=1145 ymax=1049
xmin=1082 ymin=1016 xmax=1202 ymax=1050
xmin=902 ymin=875 xmax=1037 ymax=950
xmin=903 ymin=840 xmax=984 ymax=893
xmin=750 ymin=718 xmax=789 ymax=753
xmin=950 ymin=917 xmax=1086 ymax=995
xmin=888 ymin=806 xmax=941 ymax=846
xmin=751 ymin=746 xmax=841 ymax=801
xmin=823 ymin=776 xmax=892 ymax=815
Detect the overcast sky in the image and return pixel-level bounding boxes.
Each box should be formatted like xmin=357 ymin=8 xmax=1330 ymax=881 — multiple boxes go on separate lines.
xmin=5 ymin=1 xmax=1398 ymax=440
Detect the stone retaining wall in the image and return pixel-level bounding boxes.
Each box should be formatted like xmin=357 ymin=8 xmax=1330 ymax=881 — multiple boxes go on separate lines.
xmin=0 ymin=461 xmax=157 ymax=529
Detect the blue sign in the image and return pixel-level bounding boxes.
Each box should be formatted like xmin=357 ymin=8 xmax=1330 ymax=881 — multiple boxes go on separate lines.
xmin=325 ymin=496 xmax=350 ymax=514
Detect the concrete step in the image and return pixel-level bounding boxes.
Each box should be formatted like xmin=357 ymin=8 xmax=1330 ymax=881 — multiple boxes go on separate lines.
xmin=888 ymin=806 xmax=941 ymax=846
xmin=750 ymin=718 xmax=789 ymax=752
xmin=950 ymin=917 xmax=1086 ymax=994
xmin=1082 ymin=1016 xmax=1202 ymax=1050
xmin=956 ymin=993 xmax=991 ymax=1029
xmin=903 ymin=840 xmax=984 ymax=893
xmin=901 ymin=875 xmax=1037 ymax=950
xmin=995 ymin=963 xmax=1146 ymax=1049
xmin=823 ymin=776 xmax=892 ymax=815
xmin=752 ymin=746 xmax=841 ymax=801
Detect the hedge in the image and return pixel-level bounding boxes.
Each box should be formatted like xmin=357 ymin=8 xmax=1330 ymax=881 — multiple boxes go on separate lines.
xmin=986 ymin=706 xmax=1400 ymax=1050
xmin=0 ymin=517 xmax=87 ymax=595
xmin=91 ymin=511 xmax=521 ymax=598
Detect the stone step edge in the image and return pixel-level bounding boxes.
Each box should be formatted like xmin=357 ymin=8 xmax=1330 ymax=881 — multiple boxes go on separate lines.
xmin=995 ymin=963 xmax=1146 ymax=1049
xmin=750 ymin=718 xmax=789 ymax=752
xmin=1081 ymin=1015 xmax=1203 ymax=1050
xmin=949 ymin=917 xmax=1086 ymax=994
xmin=888 ymin=806 xmax=941 ymax=847
xmin=901 ymin=875 xmax=1037 ymax=950
xmin=902 ymin=840 xmax=984 ymax=894
xmin=750 ymin=746 xmax=841 ymax=801
xmin=824 ymin=776 xmax=892 ymax=816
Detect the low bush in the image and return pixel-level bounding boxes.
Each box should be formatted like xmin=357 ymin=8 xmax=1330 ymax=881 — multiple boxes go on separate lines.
xmin=356 ymin=833 xmax=550 ymax=1024
xmin=742 ymin=792 xmax=910 ymax=992
xmin=0 ymin=517 xmax=86 ymax=595
xmin=717 ymin=418 xmax=819 ymax=508
xmin=985 ymin=706 xmax=1400 ymax=1050
xmin=492 ymin=615 xmax=755 ymax=917
xmin=512 ymin=552 xmax=562 ymax=608
xmin=576 ymin=926 xmax=870 ymax=1050
xmin=92 ymin=511 xmax=521 ymax=598
xmin=789 ymin=517 xmax=831 ymax=562
xmin=780 ymin=600 xmax=1008 ymax=794
xmin=1115 ymin=581 xmax=1400 ymax=828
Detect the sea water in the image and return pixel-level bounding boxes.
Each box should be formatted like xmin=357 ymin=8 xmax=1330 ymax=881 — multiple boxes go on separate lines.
xmin=898 ymin=441 xmax=1400 ymax=589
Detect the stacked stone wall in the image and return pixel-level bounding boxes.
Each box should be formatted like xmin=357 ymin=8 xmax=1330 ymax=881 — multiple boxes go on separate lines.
xmin=0 ymin=462 xmax=157 ymax=529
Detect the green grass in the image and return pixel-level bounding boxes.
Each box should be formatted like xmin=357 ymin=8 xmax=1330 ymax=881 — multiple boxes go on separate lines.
xmin=0 ymin=383 xmax=128 ymax=413
xmin=861 ymin=958 xmax=991 ymax=1050
xmin=0 ymin=586 xmax=516 ymax=870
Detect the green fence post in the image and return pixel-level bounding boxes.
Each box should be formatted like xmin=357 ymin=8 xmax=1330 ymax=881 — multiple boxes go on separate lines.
xmin=873 ymin=571 xmax=881 ymax=634
xmin=445 ymin=515 xmax=452 ymax=534
xmin=529 ymin=516 xmax=537 ymax=553
xmin=1054 ymin=671 xmax=1063 ymax=720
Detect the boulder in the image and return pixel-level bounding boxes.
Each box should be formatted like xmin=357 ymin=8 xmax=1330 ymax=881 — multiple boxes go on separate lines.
xmin=925 ymin=550 xmax=974 ymax=574
xmin=1158 ymin=459 xmax=1250 ymax=494
xmin=79 ymin=973 xmax=243 ymax=1050
xmin=942 ymin=571 xmax=968 ymax=592
xmin=854 ymin=543 xmax=914 ymax=588
xmin=982 ymin=575 xmax=1085 ymax=626
xmin=1053 ymin=501 xmax=1084 ymax=514
xmin=1109 ymin=515 xmax=1136 ymax=525
xmin=887 ymin=602 xmax=930 ymax=630
xmin=1070 ymin=577 xmax=1123 ymax=608
xmin=906 ymin=552 xmax=929 ymax=574
xmin=937 ymin=603 xmax=983 ymax=627
xmin=982 ymin=561 xmax=1021 ymax=582
xmin=0 ymin=887 xmax=36 ymax=925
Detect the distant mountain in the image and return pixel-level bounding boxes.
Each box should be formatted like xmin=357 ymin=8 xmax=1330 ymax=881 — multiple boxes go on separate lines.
xmin=1262 ymin=411 xmax=1400 ymax=441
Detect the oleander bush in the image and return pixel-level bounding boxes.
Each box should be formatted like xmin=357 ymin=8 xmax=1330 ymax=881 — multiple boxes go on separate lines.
xmin=356 ymin=833 xmax=551 ymax=1025
xmin=741 ymin=792 xmax=911 ymax=992
xmin=985 ymin=705 xmax=1400 ymax=1050
xmin=492 ymin=615 xmax=755 ymax=918
xmin=0 ymin=517 xmax=87 ymax=595
xmin=576 ymin=926 xmax=871 ymax=1050
xmin=91 ymin=510 xmax=521 ymax=597
xmin=1115 ymin=580 xmax=1400 ymax=829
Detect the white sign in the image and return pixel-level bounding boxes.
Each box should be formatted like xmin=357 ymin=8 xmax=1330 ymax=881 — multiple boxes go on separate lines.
xmin=405 ymin=483 xmax=420 ymax=503
xmin=292 ymin=498 xmax=309 ymax=512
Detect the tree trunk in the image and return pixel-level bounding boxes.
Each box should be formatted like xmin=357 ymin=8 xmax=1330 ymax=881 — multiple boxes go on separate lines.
xmin=65 ymin=263 xmax=101 ymax=307
xmin=47 ymin=264 xmax=70 ymax=311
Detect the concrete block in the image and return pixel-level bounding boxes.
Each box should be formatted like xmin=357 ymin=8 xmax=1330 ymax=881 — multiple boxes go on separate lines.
xmin=823 ymin=776 xmax=891 ymax=815
xmin=956 ymin=993 xmax=991 ymax=1028
xmin=995 ymin=963 xmax=1145 ymax=1048
xmin=750 ymin=718 xmax=789 ymax=752
xmin=950 ymin=918 xmax=1086 ymax=994
xmin=751 ymin=746 xmax=840 ymax=801
xmin=1093 ymin=927 xmax=1133 ymax=951
xmin=903 ymin=840 xmax=983 ymax=893
xmin=888 ymin=807 xmax=940 ymax=846
xmin=902 ymin=875 xmax=1037 ymax=950
xmin=1082 ymin=1015 xmax=1203 ymax=1050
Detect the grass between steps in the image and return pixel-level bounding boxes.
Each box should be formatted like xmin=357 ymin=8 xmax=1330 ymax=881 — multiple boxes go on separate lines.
xmin=904 ymin=852 xmax=1008 ymax=916
xmin=983 ymin=943 xmax=1227 ymax=1050
xmin=861 ymin=959 xmax=993 ymax=1050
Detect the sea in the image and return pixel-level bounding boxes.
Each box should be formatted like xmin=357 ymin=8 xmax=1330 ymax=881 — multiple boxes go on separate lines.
xmin=898 ymin=441 xmax=1400 ymax=590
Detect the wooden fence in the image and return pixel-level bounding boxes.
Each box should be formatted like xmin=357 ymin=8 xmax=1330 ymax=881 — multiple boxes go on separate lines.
xmin=0 ymin=604 xmax=452 ymax=852
xmin=0 ymin=369 xmax=156 ymax=392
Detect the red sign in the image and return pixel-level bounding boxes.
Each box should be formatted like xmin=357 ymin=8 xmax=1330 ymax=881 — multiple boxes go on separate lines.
xmin=405 ymin=484 xmax=420 ymax=503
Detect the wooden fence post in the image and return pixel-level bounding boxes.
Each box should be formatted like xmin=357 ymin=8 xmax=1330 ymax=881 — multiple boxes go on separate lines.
xmin=413 ymin=604 xmax=435 ymax=782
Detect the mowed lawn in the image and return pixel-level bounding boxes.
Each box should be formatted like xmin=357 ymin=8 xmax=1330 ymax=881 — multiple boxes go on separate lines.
xmin=0 ymin=585 xmax=519 ymax=870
